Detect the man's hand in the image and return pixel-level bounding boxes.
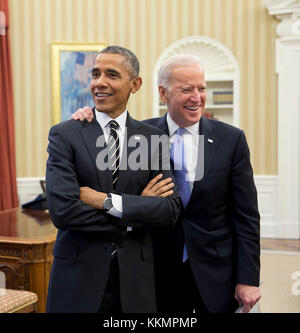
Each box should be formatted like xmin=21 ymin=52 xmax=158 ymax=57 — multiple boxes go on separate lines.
xmin=141 ymin=174 xmax=174 ymax=198
xmin=234 ymin=283 xmax=261 ymax=313
xmin=71 ymin=106 xmax=94 ymax=122
xmin=80 ymin=186 xmax=107 ymax=210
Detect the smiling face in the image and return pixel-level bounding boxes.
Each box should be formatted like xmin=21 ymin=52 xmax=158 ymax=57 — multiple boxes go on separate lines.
xmin=159 ymin=63 xmax=207 ymax=127
xmin=90 ymin=53 xmax=142 ymax=118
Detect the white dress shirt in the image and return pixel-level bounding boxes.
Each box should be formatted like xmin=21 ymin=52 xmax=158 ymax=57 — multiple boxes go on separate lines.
xmin=95 ymin=109 xmax=127 ymax=218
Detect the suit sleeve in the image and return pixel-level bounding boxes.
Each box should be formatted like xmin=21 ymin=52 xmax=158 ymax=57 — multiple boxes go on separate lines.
xmin=120 ymin=135 xmax=182 ymax=228
xmin=46 ymin=125 xmax=119 ymax=233
xmin=121 ymin=189 xmax=182 ymax=228
xmin=231 ymin=131 xmax=260 ymax=286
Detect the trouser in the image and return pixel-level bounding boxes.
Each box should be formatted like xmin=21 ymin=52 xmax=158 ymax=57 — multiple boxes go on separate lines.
xmin=98 ymin=255 xmax=122 ymax=313
xmin=173 ymin=259 xmax=209 ymax=313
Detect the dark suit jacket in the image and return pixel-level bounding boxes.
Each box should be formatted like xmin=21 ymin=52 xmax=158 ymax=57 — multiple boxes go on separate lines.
xmin=144 ymin=114 xmax=260 ymax=313
xmin=46 ymin=112 xmax=182 ymax=313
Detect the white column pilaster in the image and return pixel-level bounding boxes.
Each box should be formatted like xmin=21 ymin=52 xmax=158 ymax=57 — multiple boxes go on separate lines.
xmin=265 ymin=0 xmax=300 ymax=238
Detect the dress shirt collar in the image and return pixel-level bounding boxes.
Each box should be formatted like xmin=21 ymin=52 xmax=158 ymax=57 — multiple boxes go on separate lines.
xmin=95 ymin=109 xmax=128 ymax=132
xmin=166 ymin=112 xmax=199 ymax=137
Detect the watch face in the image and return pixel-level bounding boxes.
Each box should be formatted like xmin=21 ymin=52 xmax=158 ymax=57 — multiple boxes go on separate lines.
xmin=104 ymin=198 xmax=113 ymax=211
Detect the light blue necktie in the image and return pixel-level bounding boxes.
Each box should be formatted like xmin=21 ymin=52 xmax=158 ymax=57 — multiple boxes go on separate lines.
xmin=170 ymin=128 xmax=191 ymax=262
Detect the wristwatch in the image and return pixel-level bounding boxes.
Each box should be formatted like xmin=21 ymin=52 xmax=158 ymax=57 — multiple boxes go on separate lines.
xmin=103 ymin=193 xmax=113 ymax=211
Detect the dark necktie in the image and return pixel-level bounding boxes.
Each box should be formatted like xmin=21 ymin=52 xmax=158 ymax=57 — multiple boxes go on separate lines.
xmin=107 ymin=120 xmax=120 ymax=188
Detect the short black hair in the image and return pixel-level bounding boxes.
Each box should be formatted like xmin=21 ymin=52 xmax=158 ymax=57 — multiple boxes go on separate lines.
xmin=99 ymin=45 xmax=140 ymax=78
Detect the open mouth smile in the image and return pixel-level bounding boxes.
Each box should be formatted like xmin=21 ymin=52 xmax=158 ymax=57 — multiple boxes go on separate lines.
xmin=94 ymin=92 xmax=113 ymax=99
xmin=184 ymin=106 xmax=200 ymax=111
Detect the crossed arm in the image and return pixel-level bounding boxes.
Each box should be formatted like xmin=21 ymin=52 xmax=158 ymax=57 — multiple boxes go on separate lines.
xmin=80 ymin=173 xmax=175 ymax=210
xmin=71 ymin=107 xmax=175 ymax=207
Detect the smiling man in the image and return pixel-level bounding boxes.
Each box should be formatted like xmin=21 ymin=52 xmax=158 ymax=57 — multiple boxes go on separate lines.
xmin=146 ymin=55 xmax=261 ymax=313
xmin=45 ymin=46 xmax=182 ymax=313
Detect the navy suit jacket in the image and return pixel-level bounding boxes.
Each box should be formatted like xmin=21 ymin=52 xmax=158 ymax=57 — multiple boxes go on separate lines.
xmin=144 ymin=114 xmax=260 ymax=313
xmin=46 ymin=112 xmax=182 ymax=313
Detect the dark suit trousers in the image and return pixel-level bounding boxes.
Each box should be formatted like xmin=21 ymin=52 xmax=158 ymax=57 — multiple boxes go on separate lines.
xmin=175 ymin=260 xmax=238 ymax=313
xmin=174 ymin=260 xmax=209 ymax=313
xmin=98 ymin=254 xmax=122 ymax=313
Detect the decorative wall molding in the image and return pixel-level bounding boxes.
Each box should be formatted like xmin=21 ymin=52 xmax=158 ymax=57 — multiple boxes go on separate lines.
xmin=265 ymin=0 xmax=300 ymax=37
xmin=254 ymin=175 xmax=299 ymax=239
xmin=17 ymin=177 xmax=45 ymax=206
xmin=153 ymin=35 xmax=239 ymax=76
xmin=255 ymin=176 xmax=279 ymax=238
xmin=265 ymin=0 xmax=300 ymax=16
xmin=264 ymin=0 xmax=300 ymax=239
xmin=275 ymin=37 xmax=300 ymax=239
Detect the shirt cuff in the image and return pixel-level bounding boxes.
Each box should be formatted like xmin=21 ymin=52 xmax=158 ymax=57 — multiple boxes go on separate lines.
xmin=107 ymin=193 xmax=123 ymax=218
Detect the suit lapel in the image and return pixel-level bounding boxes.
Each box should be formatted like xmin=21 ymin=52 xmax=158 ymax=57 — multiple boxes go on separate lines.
xmin=188 ymin=116 xmax=219 ymax=202
xmin=199 ymin=116 xmax=219 ymax=180
xmin=79 ymin=108 xmax=113 ymax=193
xmin=155 ymin=114 xmax=170 ymax=135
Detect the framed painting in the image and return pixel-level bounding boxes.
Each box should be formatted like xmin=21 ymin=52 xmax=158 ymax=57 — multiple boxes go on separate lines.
xmin=51 ymin=42 xmax=107 ymax=123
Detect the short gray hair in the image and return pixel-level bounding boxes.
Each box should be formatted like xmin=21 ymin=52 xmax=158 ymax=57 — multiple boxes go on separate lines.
xmin=158 ymin=54 xmax=204 ymax=89
xmin=99 ymin=45 xmax=140 ymax=78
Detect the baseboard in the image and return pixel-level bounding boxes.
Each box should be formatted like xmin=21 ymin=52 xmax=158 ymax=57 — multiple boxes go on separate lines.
xmin=16 ymin=175 xmax=298 ymax=239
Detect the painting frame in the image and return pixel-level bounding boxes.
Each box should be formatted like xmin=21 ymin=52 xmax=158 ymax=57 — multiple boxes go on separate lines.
xmin=51 ymin=42 xmax=107 ymax=124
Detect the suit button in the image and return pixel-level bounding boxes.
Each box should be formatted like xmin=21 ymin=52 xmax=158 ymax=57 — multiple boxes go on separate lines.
xmin=105 ymin=243 xmax=117 ymax=255
xmin=105 ymin=245 xmax=113 ymax=253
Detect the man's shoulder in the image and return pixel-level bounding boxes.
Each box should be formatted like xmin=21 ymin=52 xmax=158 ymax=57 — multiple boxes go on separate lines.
xmin=205 ymin=117 xmax=243 ymax=137
xmin=142 ymin=117 xmax=162 ymax=127
xmin=132 ymin=117 xmax=166 ymax=136
xmin=49 ymin=119 xmax=87 ymax=135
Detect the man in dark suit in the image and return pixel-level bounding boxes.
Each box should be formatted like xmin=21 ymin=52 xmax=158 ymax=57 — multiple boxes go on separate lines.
xmin=72 ymin=54 xmax=261 ymax=313
xmin=46 ymin=46 xmax=182 ymax=313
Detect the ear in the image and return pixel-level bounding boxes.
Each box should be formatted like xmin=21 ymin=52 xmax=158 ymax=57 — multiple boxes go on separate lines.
xmin=158 ymin=85 xmax=168 ymax=103
xmin=131 ymin=76 xmax=142 ymax=94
